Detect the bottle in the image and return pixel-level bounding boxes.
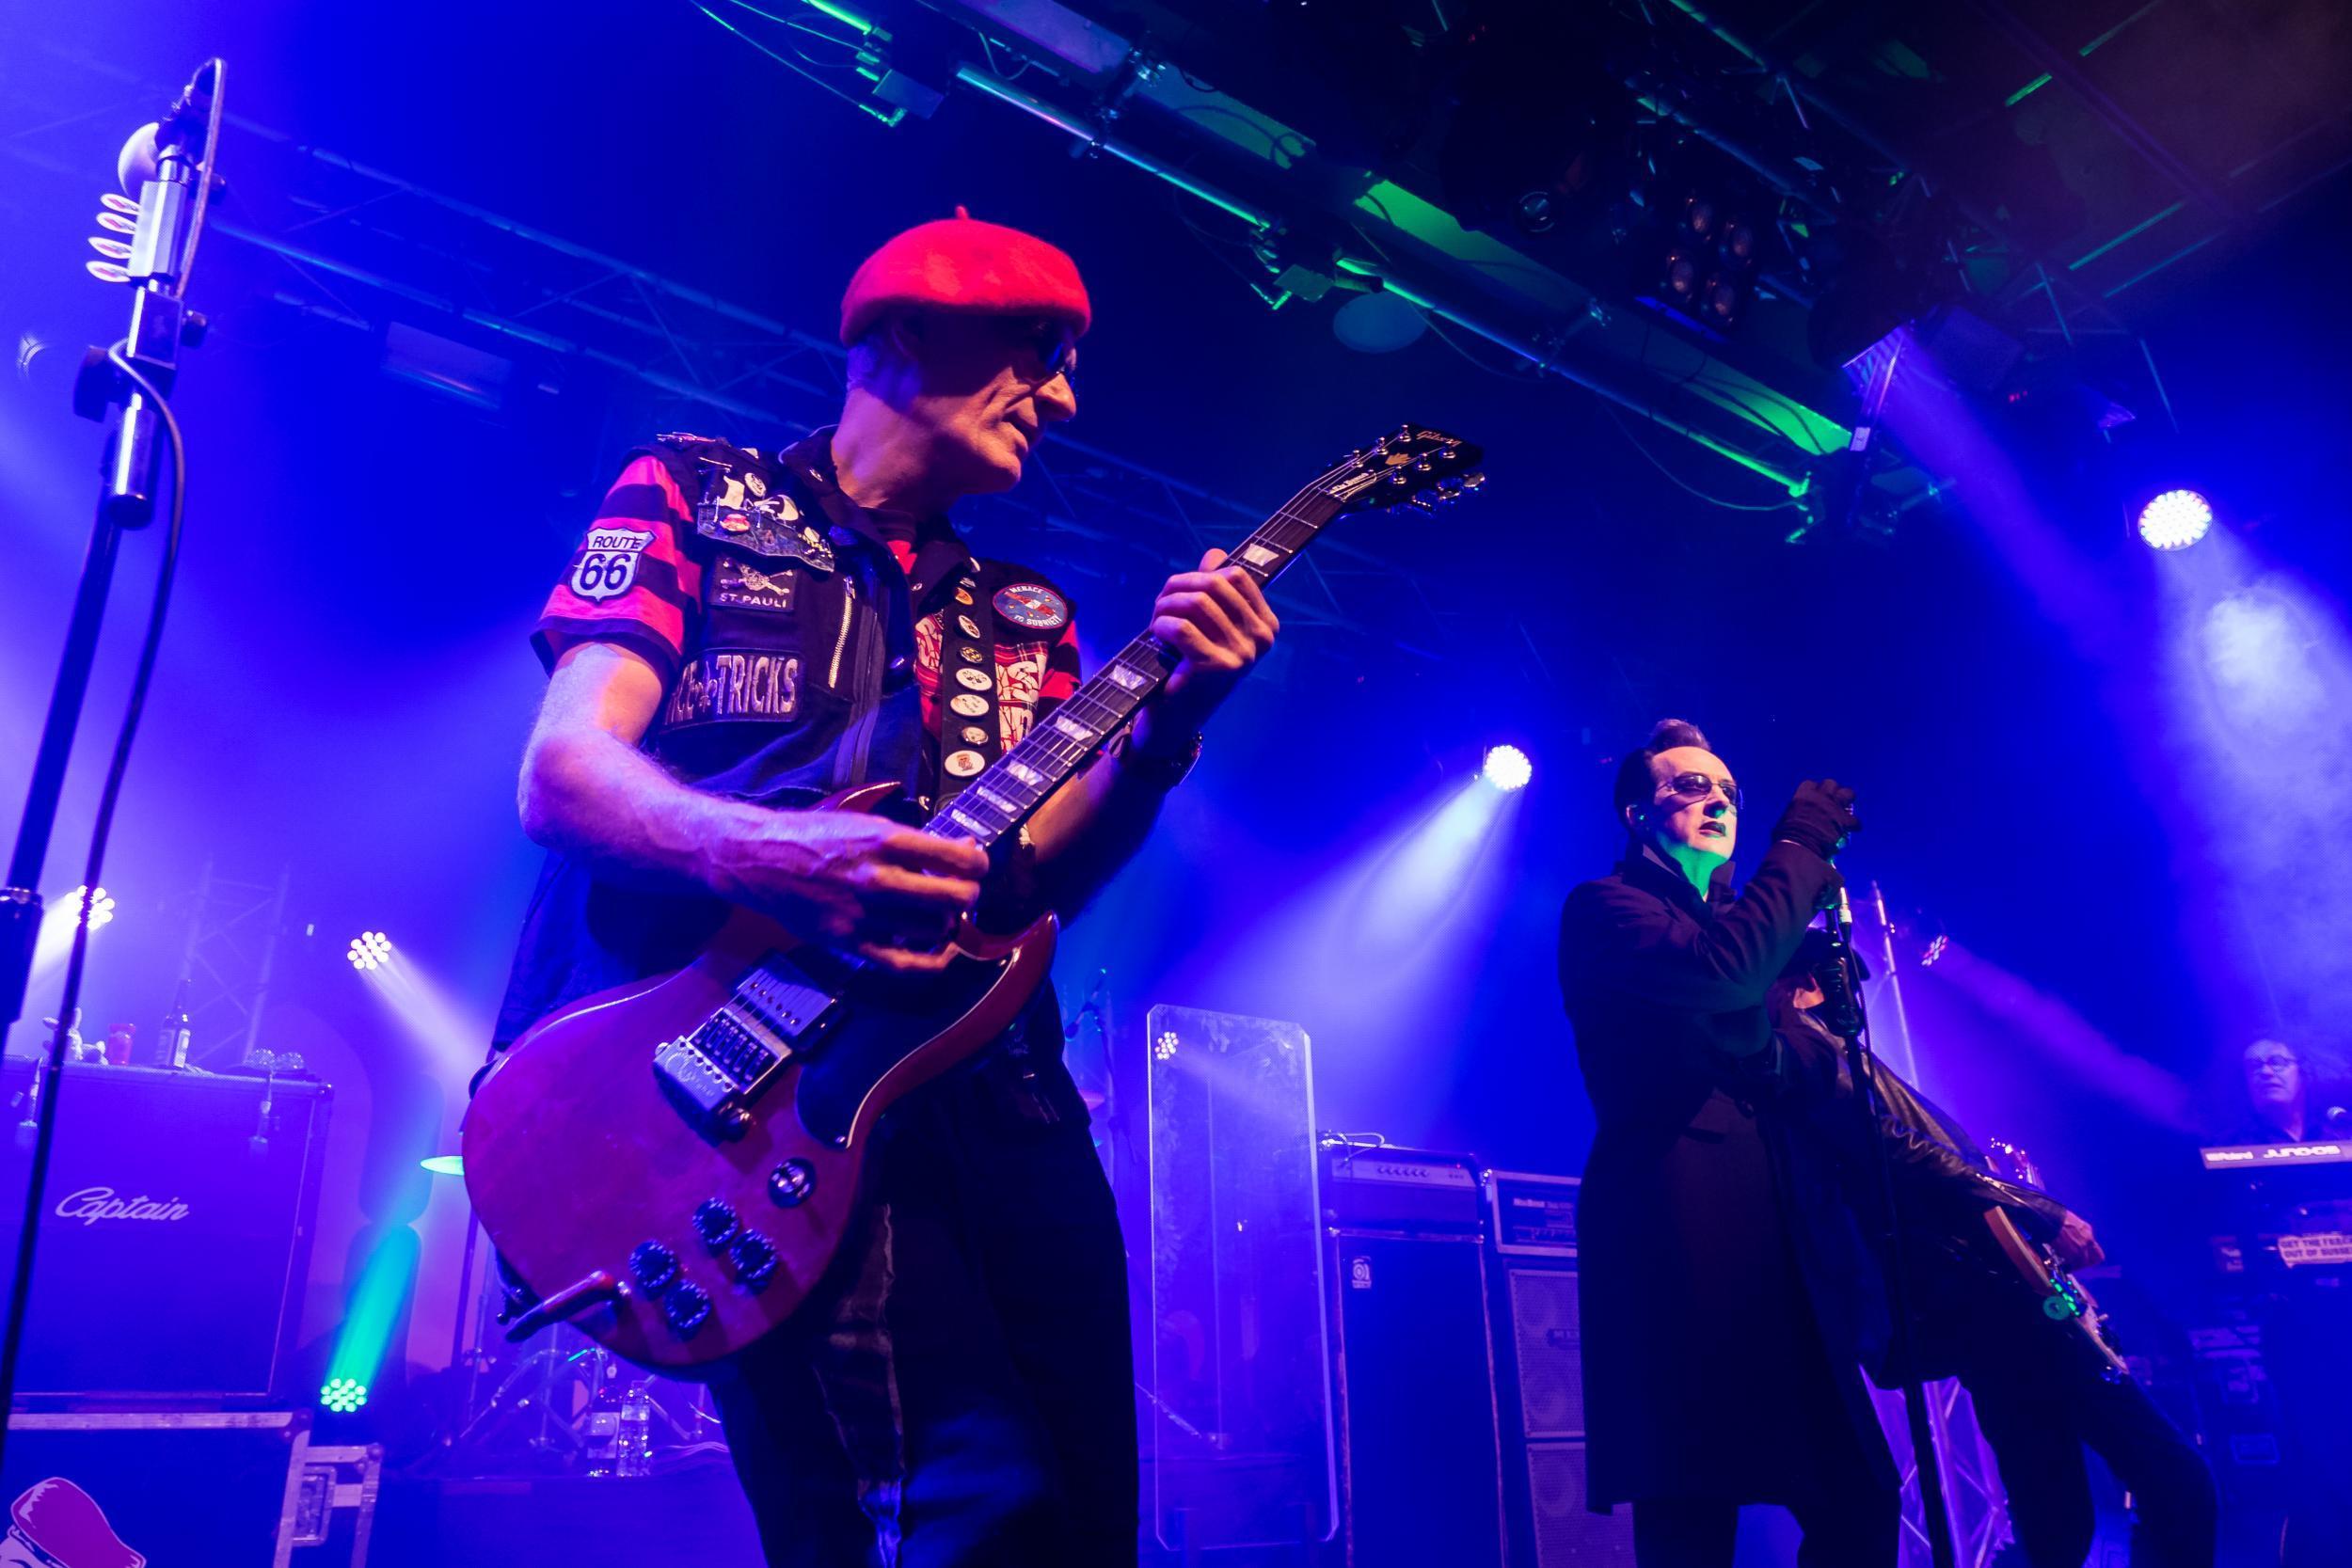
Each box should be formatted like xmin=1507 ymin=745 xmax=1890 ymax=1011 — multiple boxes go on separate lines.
xmin=616 ymin=1381 xmax=653 ymax=1478
xmin=155 ymin=980 xmax=192 ymax=1069
xmin=583 ymin=1370 xmax=622 ymax=1476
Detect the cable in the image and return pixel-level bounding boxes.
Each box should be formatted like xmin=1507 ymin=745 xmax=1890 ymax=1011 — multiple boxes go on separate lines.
xmin=0 ymin=343 xmax=188 ymax=1432
xmin=1602 ymin=403 xmax=1800 ymax=512
xmin=691 ymin=2 xmax=874 ymax=111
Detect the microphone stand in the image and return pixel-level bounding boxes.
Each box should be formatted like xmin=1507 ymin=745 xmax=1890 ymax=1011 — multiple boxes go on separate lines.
xmin=1823 ymin=888 xmax=1957 ymax=1568
xmin=0 ymin=62 xmax=224 ymax=1460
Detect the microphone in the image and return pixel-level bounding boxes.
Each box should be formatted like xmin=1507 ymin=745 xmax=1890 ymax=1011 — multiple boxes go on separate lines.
xmin=117 ymin=60 xmax=221 ymax=195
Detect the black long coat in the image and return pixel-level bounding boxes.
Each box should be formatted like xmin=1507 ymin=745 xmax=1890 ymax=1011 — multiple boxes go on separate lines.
xmin=1558 ymin=845 xmax=1891 ymax=1509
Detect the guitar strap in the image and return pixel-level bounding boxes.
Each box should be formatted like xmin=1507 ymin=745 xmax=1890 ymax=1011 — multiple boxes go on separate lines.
xmin=921 ymin=553 xmax=1005 ymax=808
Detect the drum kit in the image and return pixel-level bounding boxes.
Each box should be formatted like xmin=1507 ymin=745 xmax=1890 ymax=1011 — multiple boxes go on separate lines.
xmin=421 ymin=1155 xmax=728 ymax=1478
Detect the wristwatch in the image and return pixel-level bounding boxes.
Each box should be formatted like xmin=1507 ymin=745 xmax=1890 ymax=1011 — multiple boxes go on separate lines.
xmin=1115 ymin=727 xmax=1203 ymax=790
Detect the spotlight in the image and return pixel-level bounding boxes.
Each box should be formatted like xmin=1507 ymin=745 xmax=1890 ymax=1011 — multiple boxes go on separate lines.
xmin=69 ymin=887 xmax=115 ymax=932
xmin=1152 ymin=1031 xmax=1179 ymax=1063
xmin=346 ymin=930 xmax=392 ymax=972
xmin=1653 ymin=191 xmax=1761 ymax=335
xmin=2137 ymin=489 xmax=2213 ymax=551
xmin=319 ymin=1376 xmax=369 ymax=1414
xmin=1482 ymin=745 xmax=1534 ymax=793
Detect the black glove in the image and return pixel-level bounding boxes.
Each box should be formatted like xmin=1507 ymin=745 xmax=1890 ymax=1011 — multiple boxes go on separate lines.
xmin=1772 ymin=778 xmax=1859 ymax=862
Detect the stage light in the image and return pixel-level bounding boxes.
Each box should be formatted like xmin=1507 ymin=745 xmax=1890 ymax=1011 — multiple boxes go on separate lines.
xmin=326 ymin=1224 xmax=420 ymax=1415
xmin=2137 ymin=489 xmax=2213 ymax=550
xmin=346 ymin=930 xmax=392 ymax=972
xmin=418 ymin=1154 xmax=465 ymax=1178
xmin=319 ymin=1376 xmax=369 ymax=1414
xmin=1482 ymin=745 xmax=1533 ymax=793
xmin=69 ymin=887 xmax=114 ymax=932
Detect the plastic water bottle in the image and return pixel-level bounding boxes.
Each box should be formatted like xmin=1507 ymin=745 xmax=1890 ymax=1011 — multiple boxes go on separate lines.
xmin=583 ymin=1373 xmax=621 ymax=1475
xmin=616 ymin=1381 xmax=654 ymax=1478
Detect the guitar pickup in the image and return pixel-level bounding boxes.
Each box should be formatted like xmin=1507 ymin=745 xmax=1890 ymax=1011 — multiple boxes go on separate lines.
xmin=653 ymin=967 xmax=839 ymax=1132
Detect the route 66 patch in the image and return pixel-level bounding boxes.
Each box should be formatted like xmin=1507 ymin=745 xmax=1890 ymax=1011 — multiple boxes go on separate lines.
xmin=569 ymin=528 xmax=653 ymax=603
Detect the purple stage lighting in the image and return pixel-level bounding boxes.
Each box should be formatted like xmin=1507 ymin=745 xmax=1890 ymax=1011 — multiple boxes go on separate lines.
xmin=1482 ymin=745 xmax=1533 ymax=793
xmin=347 ymin=930 xmax=392 ymax=973
xmin=2137 ymin=489 xmax=2214 ymax=550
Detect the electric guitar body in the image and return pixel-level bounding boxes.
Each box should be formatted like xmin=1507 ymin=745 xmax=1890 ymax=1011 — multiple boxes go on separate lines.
xmin=463 ymin=425 xmax=1485 ymax=1372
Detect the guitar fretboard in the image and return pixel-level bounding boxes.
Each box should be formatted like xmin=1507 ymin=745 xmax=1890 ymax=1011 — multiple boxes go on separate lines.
xmin=925 ymin=474 xmax=1350 ymax=852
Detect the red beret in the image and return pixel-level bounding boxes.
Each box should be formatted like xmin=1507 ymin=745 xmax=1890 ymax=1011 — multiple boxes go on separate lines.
xmin=10 ymin=1479 xmax=146 ymax=1568
xmin=839 ymin=208 xmax=1090 ymax=346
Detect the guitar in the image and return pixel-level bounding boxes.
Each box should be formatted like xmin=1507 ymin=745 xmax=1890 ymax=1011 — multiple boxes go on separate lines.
xmin=462 ymin=425 xmax=1484 ymax=1371
xmin=1980 ymin=1138 xmax=2130 ymax=1382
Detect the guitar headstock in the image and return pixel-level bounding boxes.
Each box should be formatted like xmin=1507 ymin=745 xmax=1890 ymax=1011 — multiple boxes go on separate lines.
xmin=1321 ymin=424 xmax=1486 ymax=514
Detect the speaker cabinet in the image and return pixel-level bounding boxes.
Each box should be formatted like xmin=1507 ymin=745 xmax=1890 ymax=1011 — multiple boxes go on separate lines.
xmin=1504 ymin=1268 xmax=1584 ymax=1440
xmin=1525 ymin=1442 xmax=1634 ymax=1568
xmin=1326 ymin=1147 xmax=1505 ymax=1568
xmin=1486 ymin=1170 xmax=1633 ymax=1567
xmin=0 ymin=1062 xmax=332 ymax=1402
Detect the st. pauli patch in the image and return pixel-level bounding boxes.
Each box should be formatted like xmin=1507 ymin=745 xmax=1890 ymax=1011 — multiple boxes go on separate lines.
xmin=993 ymin=581 xmax=1069 ymax=632
xmin=710 ymin=557 xmax=797 ymax=614
xmin=569 ymin=528 xmax=654 ymax=603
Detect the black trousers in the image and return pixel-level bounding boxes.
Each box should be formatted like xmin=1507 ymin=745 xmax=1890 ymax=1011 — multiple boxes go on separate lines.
xmin=710 ymin=1051 xmax=1137 ymax=1568
xmin=1630 ymin=1489 xmax=1899 ymax=1568
xmin=1961 ymin=1322 xmax=2217 ymax=1568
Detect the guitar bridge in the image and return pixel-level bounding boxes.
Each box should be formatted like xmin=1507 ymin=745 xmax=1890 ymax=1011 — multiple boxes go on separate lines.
xmin=652 ymin=957 xmax=840 ymax=1135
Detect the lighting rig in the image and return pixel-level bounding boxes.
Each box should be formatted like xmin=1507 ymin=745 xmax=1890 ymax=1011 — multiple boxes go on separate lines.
xmin=700 ymin=0 xmax=2333 ymax=546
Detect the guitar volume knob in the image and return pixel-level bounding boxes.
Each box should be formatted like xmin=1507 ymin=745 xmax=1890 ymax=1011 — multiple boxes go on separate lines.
xmin=728 ymin=1231 xmax=778 ymax=1289
xmin=628 ymin=1240 xmax=679 ymax=1291
xmin=692 ymin=1197 xmax=740 ymax=1247
xmin=661 ymin=1280 xmax=712 ymax=1338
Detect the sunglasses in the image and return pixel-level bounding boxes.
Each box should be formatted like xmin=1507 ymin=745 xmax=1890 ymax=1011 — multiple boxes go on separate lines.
xmin=1658 ymin=771 xmax=1742 ymax=813
xmin=1005 ymin=316 xmax=1077 ymax=383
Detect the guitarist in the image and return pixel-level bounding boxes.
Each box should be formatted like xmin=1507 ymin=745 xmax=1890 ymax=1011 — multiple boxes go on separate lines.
xmin=1760 ymin=937 xmax=2217 ymax=1568
xmin=490 ymin=212 xmax=1278 ymax=1567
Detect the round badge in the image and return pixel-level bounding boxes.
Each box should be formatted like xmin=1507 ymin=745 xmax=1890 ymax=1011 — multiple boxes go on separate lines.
xmin=945 ymin=750 xmax=986 ymax=777
xmin=958 ymin=646 xmax=984 ymax=664
xmin=960 ymin=725 xmax=990 ymax=746
xmin=720 ymin=514 xmax=751 ymax=533
xmin=957 ymin=614 xmax=983 ymax=640
xmin=949 ymin=691 xmax=990 ymax=718
xmin=993 ymin=582 xmax=1070 ymax=631
xmin=954 ymin=587 xmax=976 ymax=606
xmin=955 ymin=666 xmax=993 ymax=692
xmin=743 ymin=470 xmax=767 ymax=498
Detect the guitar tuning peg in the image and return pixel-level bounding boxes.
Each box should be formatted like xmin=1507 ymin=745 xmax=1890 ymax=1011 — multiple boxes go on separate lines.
xmin=1405 ymin=493 xmax=1437 ymax=513
xmin=1461 ymin=471 xmax=1486 ymax=489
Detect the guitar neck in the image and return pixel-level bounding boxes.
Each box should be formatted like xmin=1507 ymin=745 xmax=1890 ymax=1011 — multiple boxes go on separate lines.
xmin=925 ymin=479 xmax=1347 ymax=852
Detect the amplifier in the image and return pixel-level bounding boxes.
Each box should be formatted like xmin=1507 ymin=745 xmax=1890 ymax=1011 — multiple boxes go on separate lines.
xmin=1324 ymin=1143 xmax=1504 ymax=1568
xmin=1489 ymin=1170 xmax=1579 ymax=1258
xmin=0 ymin=1061 xmax=332 ymax=1402
xmin=1486 ymin=1169 xmax=1631 ymax=1568
xmin=1322 ymin=1141 xmax=1485 ymax=1231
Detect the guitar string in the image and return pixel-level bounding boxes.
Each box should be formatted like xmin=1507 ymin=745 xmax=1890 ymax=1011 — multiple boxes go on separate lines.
xmin=922 ymin=443 xmax=1454 ymax=845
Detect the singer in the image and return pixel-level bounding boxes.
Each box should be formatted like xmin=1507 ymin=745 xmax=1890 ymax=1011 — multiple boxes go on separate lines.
xmin=1556 ymin=720 xmax=1893 ymax=1568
